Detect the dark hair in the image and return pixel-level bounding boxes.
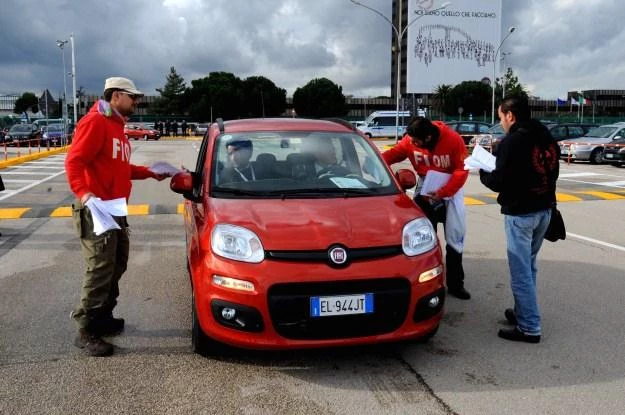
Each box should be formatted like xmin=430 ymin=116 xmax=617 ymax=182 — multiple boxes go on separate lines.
xmin=225 ymin=139 xmax=252 ymax=150
xmin=103 ymin=88 xmax=118 ymax=102
xmin=406 ymin=116 xmax=440 ymax=142
xmin=499 ymin=96 xmax=530 ymax=122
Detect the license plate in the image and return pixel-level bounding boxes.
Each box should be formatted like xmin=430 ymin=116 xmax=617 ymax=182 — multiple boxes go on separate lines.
xmin=310 ymin=293 xmax=374 ymax=317
xmin=605 ymin=153 xmax=614 ymax=159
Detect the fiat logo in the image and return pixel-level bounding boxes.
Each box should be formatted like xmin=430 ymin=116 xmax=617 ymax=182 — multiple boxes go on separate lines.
xmin=329 ymin=246 xmax=347 ymax=265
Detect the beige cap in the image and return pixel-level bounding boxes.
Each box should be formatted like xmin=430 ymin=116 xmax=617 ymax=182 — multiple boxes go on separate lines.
xmin=103 ymin=77 xmax=144 ymax=96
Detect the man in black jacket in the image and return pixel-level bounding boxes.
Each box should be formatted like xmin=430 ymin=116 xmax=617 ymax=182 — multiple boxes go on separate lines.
xmin=479 ymin=96 xmax=559 ymax=344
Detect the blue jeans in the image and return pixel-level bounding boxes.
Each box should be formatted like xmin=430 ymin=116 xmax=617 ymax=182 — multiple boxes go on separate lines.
xmin=504 ymin=209 xmax=551 ymax=336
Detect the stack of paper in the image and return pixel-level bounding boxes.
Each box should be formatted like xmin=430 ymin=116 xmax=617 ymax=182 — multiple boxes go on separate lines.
xmin=85 ymin=197 xmax=128 ymax=236
xmin=149 ymin=161 xmax=183 ymax=176
xmin=464 ymin=144 xmax=496 ymax=172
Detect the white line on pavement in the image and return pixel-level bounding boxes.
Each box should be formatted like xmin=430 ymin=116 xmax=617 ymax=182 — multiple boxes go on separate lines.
xmin=567 ymin=232 xmax=625 ymax=253
xmin=0 ymin=172 xmax=58 ymax=175
xmin=0 ymin=170 xmax=66 ymax=202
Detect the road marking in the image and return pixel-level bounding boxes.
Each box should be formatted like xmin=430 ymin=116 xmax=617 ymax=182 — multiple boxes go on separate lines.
xmin=577 ymin=191 xmax=625 ymax=200
xmin=556 ymin=193 xmax=583 ymax=202
xmin=13 ymin=166 xmax=64 ymax=170
xmin=559 ymin=172 xmax=602 ymax=178
xmin=597 ymin=180 xmax=625 ymax=187
xmin=0 ymin=170 xmax=66 ymax=202
xmin=0 ymin=208 xmax=30 ymax=219
xmin=464 ymin=197 xmax=486 ymax=205
xmin=2 ymin=179 xmax=37 ymax=183
xmin=128 ymin=204 xmax=150 ymax=215
xmin=50 ymin=207 xmax=72 ymax=217
xmin=567 ymin=232 xmax=625 ymax=253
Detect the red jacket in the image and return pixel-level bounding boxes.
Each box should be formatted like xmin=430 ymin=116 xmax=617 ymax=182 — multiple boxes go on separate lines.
xmin=382 ymin=121 xmax=468 ymax=199
xmin=65 ymin=100 xmax=155 ymax=201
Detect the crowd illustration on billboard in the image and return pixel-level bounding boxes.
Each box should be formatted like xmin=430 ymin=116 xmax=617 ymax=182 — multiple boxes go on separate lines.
xmin=413 ymin=24 xmax=496 ymax=68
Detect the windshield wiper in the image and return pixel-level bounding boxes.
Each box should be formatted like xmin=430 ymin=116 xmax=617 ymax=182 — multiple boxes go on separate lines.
xmin=269 ymin=187 xmax=376 ymax=199
xmin=211 ymin=187 xmax=262 ymax=196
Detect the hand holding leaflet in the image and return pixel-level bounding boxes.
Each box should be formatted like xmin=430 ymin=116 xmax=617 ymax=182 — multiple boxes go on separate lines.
xmin=85 ymin=197 xmax=128 ymax=236
xmin=419 ymin=170 xmax=451 ymax=198
xmin=464 ymin=144 xmax=496 ymax=172
xmin=149 ymin=161 xmax=183 ymax=177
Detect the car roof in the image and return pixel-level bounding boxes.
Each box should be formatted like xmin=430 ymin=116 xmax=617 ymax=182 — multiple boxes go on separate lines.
xmin=221 ymin=118 xmax=354 ymax=134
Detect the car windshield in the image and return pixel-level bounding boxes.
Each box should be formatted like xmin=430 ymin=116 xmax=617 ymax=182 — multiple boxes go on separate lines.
xmin=486 ymin=124 xmax=504 ymax=134
xmin=11 ymin=125 xmax=31 ymax=132
xmin=585 ymin=126 xmax=617 ymax=138
xmin=211 ymin=131 xmax=396 ymax=198
xmin=44 ymin=125 xmax=64 ymax=132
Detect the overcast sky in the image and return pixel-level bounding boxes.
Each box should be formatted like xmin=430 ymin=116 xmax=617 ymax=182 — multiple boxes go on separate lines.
xmin=1 ymin=0 xmax=623 ymax=100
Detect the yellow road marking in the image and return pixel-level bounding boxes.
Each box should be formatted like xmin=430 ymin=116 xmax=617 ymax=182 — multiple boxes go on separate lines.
xmin=0 ymin=208 xmax=31 ymax=219
xmin=556 ymin=193 xmax=583 ymax=202
xmin=177 ymin=204 xmax=185 ymax=214
xmin=464 ymin=197 xmax=486 ymax=205
xmin=50 ymin=206 xmax=72 ymax=217
xmin=577 ymin=191 xmax=625 ymax=200
xmin=127 ymin=204 xmax=150 ymax=215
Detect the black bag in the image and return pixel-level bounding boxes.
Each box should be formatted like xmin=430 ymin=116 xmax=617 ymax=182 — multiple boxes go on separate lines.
xmin=544 ymin=206 xmax=565 ymax=242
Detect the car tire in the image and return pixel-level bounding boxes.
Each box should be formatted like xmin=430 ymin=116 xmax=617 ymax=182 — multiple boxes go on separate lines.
xmin=590 ymin=148 xmax=603 ymax=164
xmin=191 ymin=294 xmax=213 ymax=356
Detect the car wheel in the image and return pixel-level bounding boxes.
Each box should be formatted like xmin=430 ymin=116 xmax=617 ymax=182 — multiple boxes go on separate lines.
xmin=589 ymin=148 xmax=603 ymax=164
xmin=191 ymin=294 xmax=212 ymax=356
xmin=414 ymin=324 xmax=439 ymax=343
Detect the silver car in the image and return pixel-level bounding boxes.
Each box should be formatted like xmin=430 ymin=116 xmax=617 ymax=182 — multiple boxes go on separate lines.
xmin=560 ymin=123 xmax=625 ymax=164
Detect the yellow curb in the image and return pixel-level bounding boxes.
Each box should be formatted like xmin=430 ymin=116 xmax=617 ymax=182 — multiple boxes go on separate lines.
xmin=50 ymin=206 xmax=72 ymax=217
xmin=0 ymin=146 xmax=69 ymax=169
xmin=127 ymin=204 xmax=150 ymax=215
xmin=0 ymin=208 xmax=31 ymax=219
xmin=177 ymin=204 xmax=185 ymax=214
xmin=464 ymin=197 xmax=487 ymax=205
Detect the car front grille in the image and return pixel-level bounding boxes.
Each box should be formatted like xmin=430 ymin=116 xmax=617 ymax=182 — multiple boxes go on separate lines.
xmin=267 ymin=278 xmax=410 ymax=340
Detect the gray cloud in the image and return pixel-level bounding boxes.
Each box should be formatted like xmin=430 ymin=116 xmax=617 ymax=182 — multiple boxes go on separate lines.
xmin=0 ymin=0 xmax=623 ymax=100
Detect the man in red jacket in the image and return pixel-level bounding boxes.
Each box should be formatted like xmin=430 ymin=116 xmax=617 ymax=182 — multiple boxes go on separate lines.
xmin=383 ymin=117 xmax=471 ymax=299
xmin=65 ymin=77 xmax=165 ymax=357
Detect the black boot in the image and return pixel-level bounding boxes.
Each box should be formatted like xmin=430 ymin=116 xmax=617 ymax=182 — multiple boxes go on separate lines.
xmin=91 ymin=315 xmax=125 ymax=337
xmin=446 ymin=246 xmax=471 ymax=300
xmin=74 ymin=329 xmax=114 ymax=356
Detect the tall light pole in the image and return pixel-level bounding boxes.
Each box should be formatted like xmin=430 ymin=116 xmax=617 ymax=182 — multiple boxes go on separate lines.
xmin=70 ymin=33 xmax=77 ymax=126
xmin=500 ymin=51 xmax=511 ymax=98
xmin=56 ymin=39 xmax=69 ymax=138
xmin=491 ymin=26 xmax=515 ymax=124
xmin=349 ymin=0 xmax=451 ymax=142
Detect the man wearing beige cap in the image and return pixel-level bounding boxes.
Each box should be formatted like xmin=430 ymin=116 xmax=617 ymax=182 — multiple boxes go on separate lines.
xmin=65 ymin=76 xmax=167 ymax=357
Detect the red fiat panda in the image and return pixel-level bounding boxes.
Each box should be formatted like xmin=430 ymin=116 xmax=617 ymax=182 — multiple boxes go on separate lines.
xmin=171 ymin=118 xmax=445 ymax=355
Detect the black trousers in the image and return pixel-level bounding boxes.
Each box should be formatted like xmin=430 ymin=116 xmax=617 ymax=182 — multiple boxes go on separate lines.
xmin=414 ymin=195 xmax=466 ymax=289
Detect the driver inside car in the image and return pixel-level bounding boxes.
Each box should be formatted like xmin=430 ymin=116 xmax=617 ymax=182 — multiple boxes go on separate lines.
xmin=304 ymin=138 xmax=351 ymax=178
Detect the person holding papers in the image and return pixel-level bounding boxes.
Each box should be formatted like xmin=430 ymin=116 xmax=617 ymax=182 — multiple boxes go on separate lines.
xmin=479 ymin=96 xmax=559 ymax=344
xmin=65 ymin=77 xmax=167 ymax=357
xmin=383 ymin=117 xmax=471 ymax=300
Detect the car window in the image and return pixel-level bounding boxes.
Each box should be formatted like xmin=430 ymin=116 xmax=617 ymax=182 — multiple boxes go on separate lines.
xmin=550 ymin=126 xmax=567 ymax=139
xmin=585 ymin=126 xmax=617 ymax=138
xmin=567 ymin=126 xmax=584 ymax=137
xmin=210 ymin=131 xmax=396 ymax=197
xmin=614 ymin=129 xmax=625 ymax=140
xmin=477 ymin=124 xmax=490 ymax=133
xmin=457 ymin=123 xmax=476 ymax=134
xmin=486 ymin=124 xmax=504 ymax=134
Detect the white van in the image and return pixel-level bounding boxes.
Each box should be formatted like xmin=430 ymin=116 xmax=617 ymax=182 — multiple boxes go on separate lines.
xmin=357 ymin=111 xmax=412 ymax=138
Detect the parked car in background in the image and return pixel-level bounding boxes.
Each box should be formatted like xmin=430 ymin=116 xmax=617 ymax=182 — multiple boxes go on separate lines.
xmin=445 ymin=121 xmax=492 ymax=145
xmin=124 ymin=123 xmax=160 ymax=140
xmin=195 ymin=123 xmax=209 ymax=136
xmin=560 ymin=122 xmax=625 ymax=164
xmin=40 ymin=124 xmax=69 ymax=147
xmin=601 ymin=136 xmax=625 ymax=166
xmin=170 ymin=118 xmax=445 ymax=355
xmin=357 ymin=111 xmax=412 ymax=138
xmin=3 ymin=123 xmax=41 ymax=145
xmin=547 ymin=123 xmax=597 ymax=142
xmin=468 ymin=124 xmax=506 ymax=152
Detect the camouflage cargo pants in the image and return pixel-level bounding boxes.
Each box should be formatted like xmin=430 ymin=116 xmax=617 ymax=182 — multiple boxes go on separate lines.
xmin=71 ymin=199 xmax=129 ymax=330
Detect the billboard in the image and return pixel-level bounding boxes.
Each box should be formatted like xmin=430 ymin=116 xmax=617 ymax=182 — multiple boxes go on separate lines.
xmin=406 ymin=0 xmax=503 ymax=94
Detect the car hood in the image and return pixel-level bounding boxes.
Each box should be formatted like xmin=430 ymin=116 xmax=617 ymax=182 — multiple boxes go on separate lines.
xmin=208 ymin=194 xmax=422 ymax=250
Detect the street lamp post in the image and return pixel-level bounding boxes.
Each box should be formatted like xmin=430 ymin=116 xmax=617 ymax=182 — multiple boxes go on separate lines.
xmin=491 ymin=26 xmax=515 ymax=124
xmin=70 ymin=33 xmax=77 ymax=126
xmin=349 ymin=0 xmax=450 ymax=142
xmin=56 ymin=39 xmax=69 ymax=142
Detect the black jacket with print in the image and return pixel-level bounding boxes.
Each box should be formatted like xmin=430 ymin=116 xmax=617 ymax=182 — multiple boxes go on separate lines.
xmin=480 ymin=119 xmax=560 ymax=215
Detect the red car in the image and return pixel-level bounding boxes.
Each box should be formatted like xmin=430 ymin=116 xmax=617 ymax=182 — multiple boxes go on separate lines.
xmin=124 ymin=123 xmax=160 ymax=140
xmin=171 ymin=118 xmax=445 ymax=355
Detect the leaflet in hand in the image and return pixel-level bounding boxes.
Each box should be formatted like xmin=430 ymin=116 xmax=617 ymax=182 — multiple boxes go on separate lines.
xmin=85 ymin=197 xmax=128 ymax=236
xmin=419 ymin=170 xmax=451 ymax=197
xmin=464 ymin=144 xmax=496 ymax=172
xmin=149 ymin=161 xmax=183 ymax=177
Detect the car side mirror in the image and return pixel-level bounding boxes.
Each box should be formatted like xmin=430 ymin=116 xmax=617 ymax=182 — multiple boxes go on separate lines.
xmin=395 ymin=168 xmax=416 ymax=190
xmin=170 ymin=171 xmax=200 ymax=202
xmin=614 ymin=136 xmax=622 ymax=141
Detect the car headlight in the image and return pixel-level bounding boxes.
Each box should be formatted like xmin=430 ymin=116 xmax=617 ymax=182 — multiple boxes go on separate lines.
xmin=402 ymin=217 xmax=437 ymax=256
xmin=211 ymin=224 xmax=264 ymax=263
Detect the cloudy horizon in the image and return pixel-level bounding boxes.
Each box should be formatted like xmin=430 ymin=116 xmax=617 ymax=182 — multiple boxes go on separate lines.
xmin=1 ymin=0 xmax=624 ymax=100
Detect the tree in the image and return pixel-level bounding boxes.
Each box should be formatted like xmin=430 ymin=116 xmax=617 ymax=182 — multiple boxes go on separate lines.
xmin=154 ymin=67 xmax=187 ymax=115
xmin=443 ymin=81 xmax=491 ymax=120
xmin=14 ymin=92 xmax=39 ymax=114
xmin=187 ymin=72 xmax=244 ymax=121
xmin=496 ymin=67 xmax=528 ymax=102
xmin=241 ymin=76 xmax=286 ymax=117
xmin=293 ymin=78 xmax=347 ymax=118
xmin=432 ymin=84 xmax=453 ymax=120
